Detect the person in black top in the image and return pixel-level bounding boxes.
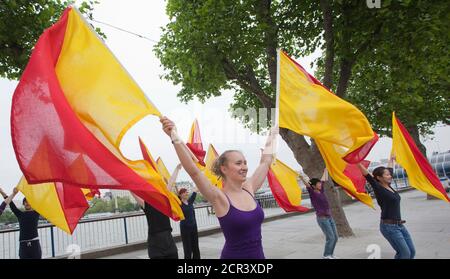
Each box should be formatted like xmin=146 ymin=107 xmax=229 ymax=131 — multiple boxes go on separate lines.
xmin=357 ymin=155 xmax=415 ymax=259
xmin=5 ymin=187 xmax=42 ymax=259
xmin=131 ymin=164 xmax=183 ymax=259
xmin=178 ymin=186 xmax=200 ymax=259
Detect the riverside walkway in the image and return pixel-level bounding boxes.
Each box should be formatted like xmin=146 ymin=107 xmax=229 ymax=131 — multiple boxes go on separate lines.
xmin=102 ymin=190 xmax=450 ymax=259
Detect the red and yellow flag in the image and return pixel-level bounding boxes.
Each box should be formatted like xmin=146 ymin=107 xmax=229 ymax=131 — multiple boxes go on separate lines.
xmin=11 ymin=7 xmax=181 ymax=220
xmin=139 ymin=138 xmax=183 ymax=212
xmin=17 ymin=177 xmax=89 ymax=234
xmin=278 ymin=50 xmax=378 ymax=163
xmin=277 ymin=50 xmax=376 ymax=207
xmin=203 ymin=144 xmax=223 ymax=188
xmin=267 ymin=159 xmax=309 ymax=212
xmin=317 ymin=141 xmax=374 ymax=207
xmin=156 ymin=157 xmax=171 ymax=185
xmin=186 ymin=119 xmax=206 ymax=167
xmin=392 ymin=113 xmax=449 ymax=202
xmin=81 ymin=188 xmax=100 ymax=201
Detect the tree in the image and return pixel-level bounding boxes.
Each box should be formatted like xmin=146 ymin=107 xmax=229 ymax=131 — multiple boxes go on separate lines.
xmin=86 ymin=198 xmax=113 ymax=214
xmin=340 ymin=1 xmax=449 ymax=199
xmin=0 ymin=0 xmax=100 ymax=79
xmin=337 ymin=0 xmax=449 ymax=141
xmin=155 ymin=0 xmax=449 ymax=236
xmin=0 ymin=210 xmax=18 ymax=224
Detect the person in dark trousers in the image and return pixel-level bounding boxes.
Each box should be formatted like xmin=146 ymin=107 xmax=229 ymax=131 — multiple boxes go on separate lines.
xmin=299 ymin=169 xmax=339 ymax=259
xmin=178 ymin=186 xmax=201 ymax=259
xmin=131 ymin=164 xmax=183 ymax=259
xmin=5 ymin=187 xmax=42 ymax=259
xmin=357 ymin=155 xmax=415 ymax=259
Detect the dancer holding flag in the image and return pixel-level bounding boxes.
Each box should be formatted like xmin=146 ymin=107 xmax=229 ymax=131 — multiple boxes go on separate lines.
xmin=299 ymin=169 xmax=339 ymax=259
xmin=4 ymin=188 xmax=42 ymax=259
xmin=357 ymin=155 xmax=415 ymax=259
xmin=131 ymin=164 xmax=183 ymax=259
xmin=161 ymin=117 xmax=278 ymax=259
xmin=178 ymin=185 xmax=201 ymax=259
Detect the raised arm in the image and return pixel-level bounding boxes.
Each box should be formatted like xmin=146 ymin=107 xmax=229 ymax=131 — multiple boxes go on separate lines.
xmin=5 ymin=187 xmax=19 ymax=205
xmin=357 ymin=163 xmax=370 ymax=176
xmin=387 ymin=154 xmax=395 ymax=169
xmin=167 ymin=164 xmax=182 ymax=192
xmin=298 ymin=173 xmax=311 ymax=189
xmin=160 ymin=117 xmax=222 ymax=203
xmin=7 ymin=188 xmax=22 ymax=217
xmin=0 ymin=187 xmax=7 ymax=200
xmin=320 ymin=168 xmax=329 ymax=182
xmin=245 ymin=126 xmax=279 ymax=194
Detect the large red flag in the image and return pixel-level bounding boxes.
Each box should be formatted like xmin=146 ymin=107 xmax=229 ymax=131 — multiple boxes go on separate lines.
xmin=11 ymin=7 xmax=181 ymax=220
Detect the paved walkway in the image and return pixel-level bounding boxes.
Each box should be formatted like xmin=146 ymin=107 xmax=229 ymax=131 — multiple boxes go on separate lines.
xmin=102 ymin=190 xmax=450 ymax=259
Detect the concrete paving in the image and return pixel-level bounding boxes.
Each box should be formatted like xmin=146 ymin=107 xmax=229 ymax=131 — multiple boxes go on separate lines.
xmin=102 ymin=190 xmax=450 ymax=259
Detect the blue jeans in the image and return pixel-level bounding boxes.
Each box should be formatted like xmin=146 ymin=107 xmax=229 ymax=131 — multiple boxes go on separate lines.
xmin=317 ymin=216 xmax=338 ymax=257
xmin=380 ymin=223 xmax=415 ymax=259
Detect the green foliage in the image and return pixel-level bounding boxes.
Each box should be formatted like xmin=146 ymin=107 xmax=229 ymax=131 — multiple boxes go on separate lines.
xmin=0 ymin=0 xmax=101 ymax=79
xmin=155 ymin=0 xmax=321 ymax=131
xmin=0 ymin=210 xmax=18 ymax=224
xmin=343 ymin=1 xmax=450 ymax=137
xmin=155 ymin=0 xmax=449 ymax=135
xmin=86 ymin=197 xmax=140 ymax=214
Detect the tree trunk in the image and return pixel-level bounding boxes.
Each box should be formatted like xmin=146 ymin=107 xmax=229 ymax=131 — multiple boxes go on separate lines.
xmin=280 ymin=128 xmax=354 ymax=237
xmin=319 ymin=0 xmax=334 ymax=89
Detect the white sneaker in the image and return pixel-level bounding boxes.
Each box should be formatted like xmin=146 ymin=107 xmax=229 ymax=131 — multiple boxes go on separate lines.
xmin=322 ymin=255 xmax=333 ymax=259
xmin=330 ymin=255 xmax=340 ymax=259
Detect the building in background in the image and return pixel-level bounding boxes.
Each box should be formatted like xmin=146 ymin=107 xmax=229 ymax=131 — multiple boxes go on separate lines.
xmin=109 ymin=190 xmax=135 ymax=203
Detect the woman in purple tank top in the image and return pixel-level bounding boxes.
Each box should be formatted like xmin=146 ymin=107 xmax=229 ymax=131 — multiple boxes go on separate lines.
xmin=161 ymin=117 xmax=278 ymax=259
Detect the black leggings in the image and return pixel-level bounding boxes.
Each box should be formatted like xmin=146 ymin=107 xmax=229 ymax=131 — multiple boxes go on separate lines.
xmin=19 ymin=240 xmax=42 ymax=259
xmin=148 ymin=231 xmax=178 ymax=259
xmin=180 ymin=227 xmax=200 ymax=259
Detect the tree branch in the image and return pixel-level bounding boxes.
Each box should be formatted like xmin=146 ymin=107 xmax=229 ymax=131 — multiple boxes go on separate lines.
xmin=222 ymin=58 xmax=274 ymax=108
xmin=254 ymin=0 xmax=278 ymax=89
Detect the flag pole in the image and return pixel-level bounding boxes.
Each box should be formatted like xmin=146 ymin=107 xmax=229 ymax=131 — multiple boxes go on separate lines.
xmin=271 ymin=49 xmax=281 ymax=164
xmin=275 ymin=49 xmax=281 ymax=127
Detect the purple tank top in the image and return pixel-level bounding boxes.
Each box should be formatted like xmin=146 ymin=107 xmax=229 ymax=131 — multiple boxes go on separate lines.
xmin=218 ymin=189 xmax=265 ymax=259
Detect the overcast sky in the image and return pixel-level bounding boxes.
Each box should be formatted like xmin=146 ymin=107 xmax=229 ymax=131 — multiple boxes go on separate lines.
xmin=0 ymin=0 xmax=448 ymax=195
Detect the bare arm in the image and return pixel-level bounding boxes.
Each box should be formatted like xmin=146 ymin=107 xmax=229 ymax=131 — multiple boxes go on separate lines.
xmin=298 ymin=173 xmax=311 ymax=188
xmin=5 ymin=187 xmax=19 ymax=205
xmin=167 ymin=164 xmax=182 ymax=192
xmin=387 ymin=154 xmax=395 ymax=168
xmin=320 ymin=168 xmax=329 ymax=182
xmin=0 ymin=187 xmax=7 ymax=200
xmin=246 ymin=126 xmax=279 ymax=193
xmin=357 ymin=163 xmax=370 ymax=176
xmin=130 ymin=192 xmax=144 ymax=208
xmin=160 ymin=117 xmax=222 ymax=204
